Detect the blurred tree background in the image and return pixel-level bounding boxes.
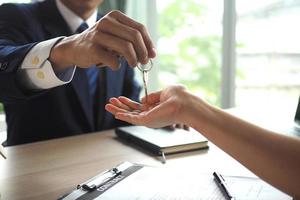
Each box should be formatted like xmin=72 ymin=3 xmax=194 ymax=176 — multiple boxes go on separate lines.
xmin=157 ymin=0 xmax=222 ymax=105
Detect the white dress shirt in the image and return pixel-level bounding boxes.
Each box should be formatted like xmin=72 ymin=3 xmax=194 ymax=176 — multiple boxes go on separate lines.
xmin=18 ymin=0 xmax=98 ymax=89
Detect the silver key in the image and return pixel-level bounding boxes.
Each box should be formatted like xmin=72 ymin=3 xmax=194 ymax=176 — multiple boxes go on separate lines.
xmin=142 ymin=70 xmax=149 ymax=103
xmin=137 ymin=60 xmax=153 ymax=104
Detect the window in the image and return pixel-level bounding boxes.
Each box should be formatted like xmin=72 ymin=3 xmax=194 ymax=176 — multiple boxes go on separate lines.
xmin=236 ymin=0 xmax=300 ymax=110
xmin=1 ymin=0 xmax=30 ymax=3
xmin=157 ymin=0 xmax=223 ymax=105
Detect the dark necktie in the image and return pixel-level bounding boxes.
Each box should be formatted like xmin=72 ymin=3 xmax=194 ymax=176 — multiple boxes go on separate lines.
xmin=76 ymin=22 xmax=100 ymax=106
xmin=76 ymin=22 xmax=89 ymax=33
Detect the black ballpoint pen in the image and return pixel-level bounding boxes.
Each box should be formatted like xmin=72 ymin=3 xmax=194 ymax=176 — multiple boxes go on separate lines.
xmin=213 ymin=172 xmax=236 ymax=200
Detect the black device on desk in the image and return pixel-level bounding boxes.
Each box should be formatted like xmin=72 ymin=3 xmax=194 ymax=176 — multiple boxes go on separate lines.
xmin=115 ymin=126 xmax=209 ymax=163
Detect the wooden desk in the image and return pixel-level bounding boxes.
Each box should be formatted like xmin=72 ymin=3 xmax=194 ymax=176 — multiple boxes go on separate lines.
xmin=0 ymin=129 xmax=252 ymax=200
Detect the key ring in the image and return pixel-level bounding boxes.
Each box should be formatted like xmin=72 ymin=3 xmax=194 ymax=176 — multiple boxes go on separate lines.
xmin=137 ymin=59 xmax=153 ymax=72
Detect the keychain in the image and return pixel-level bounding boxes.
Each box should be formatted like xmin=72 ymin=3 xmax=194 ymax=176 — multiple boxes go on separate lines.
xmin=137 ymin=59 xmax=153 ymax=104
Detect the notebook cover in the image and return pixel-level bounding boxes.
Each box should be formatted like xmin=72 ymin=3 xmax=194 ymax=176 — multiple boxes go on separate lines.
xmin=115 ymin=126 xmax=208 ymax=155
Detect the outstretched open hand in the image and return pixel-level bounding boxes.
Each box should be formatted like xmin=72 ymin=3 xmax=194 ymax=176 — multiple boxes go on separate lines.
xmin=105 ymin=85 xmax=189 ymax=129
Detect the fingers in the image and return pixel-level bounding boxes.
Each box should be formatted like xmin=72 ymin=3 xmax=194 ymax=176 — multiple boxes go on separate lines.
xmin=174 ymin=123 xmax=190 ymax=131
xmin=115 ymin=100 xmax=174 ymax=128
xmin=97 ymin=10 xmax=155 ymax=65
xmin=107 ymin=96 xmax=147 ymax=114
xmin=107 ymin=95 xmax=155 ymax=114
xmin=106 ymin=102 xmax=142 ymax=116
xmin=108 ymin=96 xmax=142 ymax=112
xmin=105 ymin=104 xmax=129 ymax=115
xmin=184 ymin=124 xmax=190 ymax=131
xmin=162 ymin=125 xmax=176 ymax=131
xmin=118 ymin=96 xmax=152 ymax=111
xmin=72 ymin=10 xmax=156 ymax=69
xmin=109 ymin=97 xmax=131 ymax=111
xmin=97 ymin=18 xmax=148 ymax=65
xmin=117 ymin=96 xmax=141 ymax=110
xmin=96 ymin=32 xmax=137 ymax=67
xmin=175 ymin=124 xmax=184 ymax=129
xmin=109 ymin=11 xmax=156 ymax=59
xmin=163 ymin=124 xmax=190 ymax=131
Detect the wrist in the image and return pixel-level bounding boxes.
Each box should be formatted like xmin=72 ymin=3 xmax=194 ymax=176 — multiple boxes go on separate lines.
xmin=49 ymin=36 xmax=75 ymax=71
xmin=181 ymin=93 xmax=217 ymax=132
xmin=177 ymin=91 xmax=198 ymax=125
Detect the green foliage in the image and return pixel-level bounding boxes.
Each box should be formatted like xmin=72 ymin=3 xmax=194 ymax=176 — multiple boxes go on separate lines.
xmin=158 ymin=0 xmax=221 ymax=105
xmin=0 ymin=103 xmax=3 ymax=113
xmin=159 ymin=0 xmax=205 ymax=37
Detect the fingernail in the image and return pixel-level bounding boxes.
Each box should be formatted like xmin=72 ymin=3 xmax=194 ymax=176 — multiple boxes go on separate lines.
xmin=130 ymin=61 xmax=138 ymax=68
xmin=151 ymin=48 xmax=156 ymax=58
xmin=142 ymin=56 xmax=149 ymax=64
xmin=96 ymin=62 xmax=103 ymax=67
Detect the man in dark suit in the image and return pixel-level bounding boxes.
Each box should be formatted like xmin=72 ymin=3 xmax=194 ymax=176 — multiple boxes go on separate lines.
xmin=0 ymin=0 xmax=156 ymax=146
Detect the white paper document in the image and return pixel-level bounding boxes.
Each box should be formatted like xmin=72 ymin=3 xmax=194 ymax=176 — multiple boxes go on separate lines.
xmin=96 ymin=166 xmax=291 ymax=200
xmin=60 ymin=162 xmax=292 ymax=200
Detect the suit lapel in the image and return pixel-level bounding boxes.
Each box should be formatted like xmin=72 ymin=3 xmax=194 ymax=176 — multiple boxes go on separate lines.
xmin=38 ymin=0 xmax=94 ymax=130
xmin=38 ymin=0 xmax=72 ymax=37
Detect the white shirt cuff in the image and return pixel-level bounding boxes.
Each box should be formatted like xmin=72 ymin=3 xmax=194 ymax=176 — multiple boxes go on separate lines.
xmin=19 ymin=37 xmax=76 ymax=90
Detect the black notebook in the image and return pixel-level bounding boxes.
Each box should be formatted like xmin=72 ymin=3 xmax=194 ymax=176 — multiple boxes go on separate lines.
xmin=115 ymin=126 xmax=208 ymax=156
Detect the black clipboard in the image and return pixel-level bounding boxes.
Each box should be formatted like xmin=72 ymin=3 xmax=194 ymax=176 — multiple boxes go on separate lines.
xmin=58 ymin=162 xmax=144 ymax=200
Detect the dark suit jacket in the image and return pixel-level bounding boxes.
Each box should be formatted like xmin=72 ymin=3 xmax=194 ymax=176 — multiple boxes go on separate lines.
xmin=0 ymin=0 xmax=141 ymax=146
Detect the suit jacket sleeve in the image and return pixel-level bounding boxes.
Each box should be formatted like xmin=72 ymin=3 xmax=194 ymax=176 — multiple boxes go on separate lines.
xmin=0 ymin=3 xmax=44 ymax=103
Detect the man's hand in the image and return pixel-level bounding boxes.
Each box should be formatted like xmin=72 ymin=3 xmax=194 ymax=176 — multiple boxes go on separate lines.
xmin=49 ymin=10 xmax=156 ymax=71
